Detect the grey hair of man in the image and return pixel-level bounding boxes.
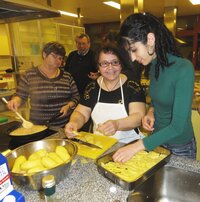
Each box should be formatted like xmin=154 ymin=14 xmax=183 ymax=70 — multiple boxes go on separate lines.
xmin=75 ymin=33 xmax=90 ymax=43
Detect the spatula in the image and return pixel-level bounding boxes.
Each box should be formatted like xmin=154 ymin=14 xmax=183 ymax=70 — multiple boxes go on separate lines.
xmin=2 ymin=97 xmax=33 ymax=129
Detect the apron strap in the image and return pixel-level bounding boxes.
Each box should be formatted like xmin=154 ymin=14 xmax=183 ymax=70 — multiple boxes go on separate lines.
xmin=119 ymin=77 xmax=125 ymax=104
xmin=97 ymin=78 xmax=103 ymax=102
xmin=97 ymin=76 xmax=124 ymax=104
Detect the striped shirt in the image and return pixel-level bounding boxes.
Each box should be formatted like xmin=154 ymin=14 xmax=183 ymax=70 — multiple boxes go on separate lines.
xmin=15 ymin=67 xmax=80 ymax=127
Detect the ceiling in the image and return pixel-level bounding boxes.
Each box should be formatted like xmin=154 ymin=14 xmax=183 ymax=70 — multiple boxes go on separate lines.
xmin=47 ymin=0 xmax=200 ymax=25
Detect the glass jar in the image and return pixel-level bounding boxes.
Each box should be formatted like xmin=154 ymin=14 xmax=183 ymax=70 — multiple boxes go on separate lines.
xmin=42 ymin=175 xmax=56 ymax=202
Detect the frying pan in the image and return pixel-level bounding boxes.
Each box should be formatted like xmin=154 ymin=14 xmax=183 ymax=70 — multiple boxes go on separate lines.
xmin=7 ymin=112 xmax=62 ymax=142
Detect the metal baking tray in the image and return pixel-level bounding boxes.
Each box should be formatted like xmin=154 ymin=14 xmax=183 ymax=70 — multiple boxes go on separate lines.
xmin=95 ymin=147 xmax=171 ymax=191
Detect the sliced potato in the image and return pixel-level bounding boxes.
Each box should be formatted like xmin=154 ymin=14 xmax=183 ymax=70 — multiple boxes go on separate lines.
xmin=41 ymin=156 xmax=58 ymax=169
xmin=21 ymin=159 xmax=42 ymax=171
xmin=12 ymin=155 xmax=26 ymax=173
xmin=35 ymin=149 xmax=47 ymax=158
xmin=12 ymin=145 xmax=71 ymax=174
xmin=55 ymin=146 xmax=70 ymax=162
xmin=48 ymin=152 xmax=64 ymax=164
xmin=27 ymin=165 xmax=46 ymax=174
xmin=28 ymin=152 xmax=41 ymax=161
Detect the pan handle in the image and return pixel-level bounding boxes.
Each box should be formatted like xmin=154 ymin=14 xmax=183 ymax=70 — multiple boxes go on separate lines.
xmin=46 ymin=112 xmax=63 ymax=125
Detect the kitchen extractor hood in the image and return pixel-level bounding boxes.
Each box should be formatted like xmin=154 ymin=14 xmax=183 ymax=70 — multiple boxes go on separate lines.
xmin=0 ymin=0 xmax=61 ymax=24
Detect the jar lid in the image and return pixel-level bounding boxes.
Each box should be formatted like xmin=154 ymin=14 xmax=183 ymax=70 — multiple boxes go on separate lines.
xmin=42 ymin=175 xmax=55 ymax=188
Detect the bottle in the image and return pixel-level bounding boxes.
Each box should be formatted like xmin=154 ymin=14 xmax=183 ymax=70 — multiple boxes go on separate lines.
xmin=42 ymin=175 xmax=56 ymax=202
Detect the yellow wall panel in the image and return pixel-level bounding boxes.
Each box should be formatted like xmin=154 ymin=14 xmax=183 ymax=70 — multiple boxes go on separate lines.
xmin=0 ymin=24 xmax=11 ymax=55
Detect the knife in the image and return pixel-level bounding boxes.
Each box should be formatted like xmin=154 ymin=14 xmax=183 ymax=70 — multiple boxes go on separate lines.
xmin=70 ymin=136 xmax=102 ymax=149
xmin=63 ymin=130 xmax=102 ymax=149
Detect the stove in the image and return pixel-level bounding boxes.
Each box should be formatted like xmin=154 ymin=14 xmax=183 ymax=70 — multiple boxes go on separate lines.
xmin=0 ymin=121 xmax=57 ymax=152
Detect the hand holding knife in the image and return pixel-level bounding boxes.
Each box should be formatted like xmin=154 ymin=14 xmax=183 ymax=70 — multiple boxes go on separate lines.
xmin=62 ymin=129 xmax=102 ymax=149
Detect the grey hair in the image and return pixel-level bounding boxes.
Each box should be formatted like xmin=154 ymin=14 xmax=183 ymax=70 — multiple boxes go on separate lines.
xmin=75 ymin=33 xmax=90 ymax=43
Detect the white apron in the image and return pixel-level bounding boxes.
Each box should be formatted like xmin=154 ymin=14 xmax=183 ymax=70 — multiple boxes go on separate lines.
xmin=91 ymin=77 xmax=144 ymax=143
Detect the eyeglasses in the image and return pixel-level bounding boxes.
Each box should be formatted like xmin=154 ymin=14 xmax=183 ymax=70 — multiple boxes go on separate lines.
xmin=50 ymin=53 xmax=64 ymax=61
xmin=76 ymin=42 xmax=88 ymax=46
xmin=98 ymin=60 xmax=120 ymax=68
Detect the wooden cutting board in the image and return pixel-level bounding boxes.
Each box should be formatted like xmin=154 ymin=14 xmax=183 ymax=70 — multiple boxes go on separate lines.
xmin=73 ymin=132 xmax=118 ymax=159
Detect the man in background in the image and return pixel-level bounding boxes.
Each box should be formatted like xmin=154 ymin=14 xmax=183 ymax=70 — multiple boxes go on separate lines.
xmin=64 ymin=33 xmax=98 ymax=96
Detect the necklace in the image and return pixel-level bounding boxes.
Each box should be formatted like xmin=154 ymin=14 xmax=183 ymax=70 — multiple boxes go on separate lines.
xmin=104 ymin=78 xmax=120 ymax=92
xmin=39 ymin=67 xmax=59 ymax=79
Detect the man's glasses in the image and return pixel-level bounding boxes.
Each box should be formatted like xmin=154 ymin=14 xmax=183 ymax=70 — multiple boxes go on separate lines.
xmin=98 ymin=60 xmax=120 ymax=68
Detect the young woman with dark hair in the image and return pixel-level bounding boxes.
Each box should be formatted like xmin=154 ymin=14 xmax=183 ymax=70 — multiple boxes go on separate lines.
xmin=113 ymin=13 xmax=196 ymax=162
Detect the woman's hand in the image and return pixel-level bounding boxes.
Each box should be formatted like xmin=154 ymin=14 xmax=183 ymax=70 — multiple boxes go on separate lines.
xmin=60 ymin=105 xmax=70 ymax=116
xmin=60 ymin=102 xmax=76 ymax=116
xmin=96 ymin=120 xmax=119 ymax=136
xmin=142 ymin=109 xmax=155 ymax=132
xmin=7 ymin=97 xmax=21 ymax=111
xmin=64 ymin=122 xmax=78 ymax=138
xmin=88 ymin=72 xmax=99 ymax=80
xmin=112 ymin=139 xmax=145 ymax=163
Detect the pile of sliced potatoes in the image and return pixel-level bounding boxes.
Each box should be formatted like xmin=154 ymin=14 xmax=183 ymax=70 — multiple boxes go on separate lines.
xmin=12 ymin=146 xmax=70 ymax=174
xmin=101 ymin=151 xmax=167 ymax=182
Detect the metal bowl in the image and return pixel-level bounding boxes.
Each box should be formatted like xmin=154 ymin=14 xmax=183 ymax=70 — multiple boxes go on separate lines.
xmin=6 ymin=139 xmax=77 ymax=190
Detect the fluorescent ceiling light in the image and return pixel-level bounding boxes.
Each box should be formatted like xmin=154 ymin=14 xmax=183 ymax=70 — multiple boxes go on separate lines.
xmin=189 ymin=0 xmax=200 ymax=5
xmin=58 ymin=10 xmax=83 ymax=18
xmin=103 ymin=1 xmax=120 ymax=9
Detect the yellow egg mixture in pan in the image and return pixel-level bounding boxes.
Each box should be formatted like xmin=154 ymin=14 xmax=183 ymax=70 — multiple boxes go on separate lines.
xmin=10 ymin=125 xmax=47 ymax=136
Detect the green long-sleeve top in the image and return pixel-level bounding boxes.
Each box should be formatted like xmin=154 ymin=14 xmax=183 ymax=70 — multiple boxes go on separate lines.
xmin=143 ymin=54 xmax=195 ymax=151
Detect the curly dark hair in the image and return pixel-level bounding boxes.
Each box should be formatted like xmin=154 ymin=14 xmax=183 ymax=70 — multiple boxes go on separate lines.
xmin=95 ymin=43 xmax=125 ymax=69
xmin=119 ymin=12 xmax=181 ymax=79
xmin=42 ymin=41 xmax=66 ymax=58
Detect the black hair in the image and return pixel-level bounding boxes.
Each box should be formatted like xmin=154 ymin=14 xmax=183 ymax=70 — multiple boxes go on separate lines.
xmin=75 ymin=33 xmax=90 ymax=43
xmin=42 ymin=41 xmax=66 ymax=58
xmin=95 ymin=43 xmax=125 ymax=69
xmin=119 ymin=12 xmax=181 ymax=79
xmin=102 ymin=31 xmax=118 ymax=45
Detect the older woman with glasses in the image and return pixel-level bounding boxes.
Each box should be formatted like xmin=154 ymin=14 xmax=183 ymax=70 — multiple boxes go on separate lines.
xmin=7 ymin=41 xmax=80 ymax=127
xmin=65 ymin=44 xmax=146 ymax=143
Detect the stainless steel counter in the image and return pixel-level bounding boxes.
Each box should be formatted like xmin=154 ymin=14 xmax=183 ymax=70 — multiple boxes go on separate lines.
xmin=12 ymin=154 xmax=200 ymax=202
xmin=9 ymin=131 xmax=200 ymax=202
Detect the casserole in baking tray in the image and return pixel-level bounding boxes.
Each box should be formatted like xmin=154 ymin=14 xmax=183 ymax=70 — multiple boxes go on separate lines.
xmin=95 ymin=147 xmax=170 ymax=190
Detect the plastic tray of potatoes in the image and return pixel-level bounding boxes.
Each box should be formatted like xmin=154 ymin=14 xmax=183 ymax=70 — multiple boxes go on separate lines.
xmin=95 ymin=147 xmax=171 ymax=190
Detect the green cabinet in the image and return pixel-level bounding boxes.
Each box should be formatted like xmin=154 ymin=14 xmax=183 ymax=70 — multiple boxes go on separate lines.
xmin=12 ymin=19 xmax=85 ymax=56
